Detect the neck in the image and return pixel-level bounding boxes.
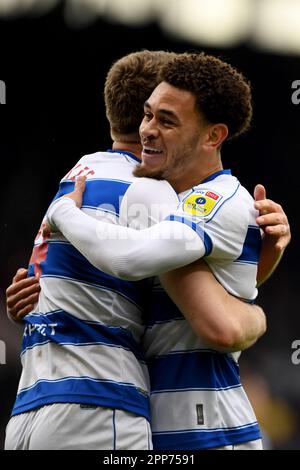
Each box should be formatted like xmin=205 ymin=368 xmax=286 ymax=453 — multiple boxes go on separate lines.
xmin=112 ymin=141 xmax=142 ymax=161
xmin=169 ymin=154 xmax=223 ymax=193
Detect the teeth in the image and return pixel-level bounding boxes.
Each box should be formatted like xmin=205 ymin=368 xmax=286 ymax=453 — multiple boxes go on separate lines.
xmin=143 ymin=147 xmax=163 ymax=154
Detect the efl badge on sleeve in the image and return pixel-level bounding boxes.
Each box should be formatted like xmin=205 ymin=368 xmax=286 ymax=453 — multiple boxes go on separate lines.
xmin=183 ymin=190 xmax=222 ymax=217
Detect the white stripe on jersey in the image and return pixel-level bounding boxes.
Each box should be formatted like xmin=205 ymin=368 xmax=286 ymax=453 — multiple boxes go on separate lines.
xmin=39 ymin=277 xmax=145 ymax=342
xmin=17 ymin=340 xmax=149 ymax=394
xmin=150 ymin=387 xmax=258 ymax=433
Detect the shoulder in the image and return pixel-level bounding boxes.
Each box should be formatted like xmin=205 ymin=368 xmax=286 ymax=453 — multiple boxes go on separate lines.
xmin=77 ymin=151 xmax=109 ymax=164
xmin=128 ymin=177 xmax=179 ymax=203
xmin=121 ymin=178 xmax=180 ymax=227
xmin=60 ymin=152 xmax=107 ymax=182
xmin=179 ymin=173 xmax=243 ymax=222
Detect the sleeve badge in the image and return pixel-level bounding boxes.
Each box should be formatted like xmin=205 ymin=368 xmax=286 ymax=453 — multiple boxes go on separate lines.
xmin=182 ymin=190 xmax=222 ymax=217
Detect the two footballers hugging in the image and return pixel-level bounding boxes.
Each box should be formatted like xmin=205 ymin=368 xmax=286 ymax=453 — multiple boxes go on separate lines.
xmin=5 ymin=51 xmax=290 ymax=450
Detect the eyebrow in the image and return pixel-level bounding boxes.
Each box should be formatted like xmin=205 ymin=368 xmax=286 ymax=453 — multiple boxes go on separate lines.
xmin=144 ymin=101 xmax=179 ymax=121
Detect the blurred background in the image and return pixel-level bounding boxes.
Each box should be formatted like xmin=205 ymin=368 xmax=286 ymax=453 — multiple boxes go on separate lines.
xmin=0 ymin=0 xmax=300 ymax=450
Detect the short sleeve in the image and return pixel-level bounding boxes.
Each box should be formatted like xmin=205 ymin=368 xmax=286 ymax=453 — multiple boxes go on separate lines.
xmin=165 ymin=181 xmax=258 ymax=262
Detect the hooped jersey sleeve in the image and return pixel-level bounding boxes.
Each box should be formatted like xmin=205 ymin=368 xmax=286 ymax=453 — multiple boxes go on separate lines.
xmin=165 ymin=172 xmax=262 ymax=300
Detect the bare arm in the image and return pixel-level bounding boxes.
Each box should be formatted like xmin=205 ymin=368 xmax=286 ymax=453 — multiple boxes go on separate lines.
xmin=160 ymin=259 xmax=266 ymax=353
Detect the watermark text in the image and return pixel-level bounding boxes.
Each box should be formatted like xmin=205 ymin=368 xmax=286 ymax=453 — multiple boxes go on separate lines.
xmin=291 ymin=80 xmax=300 ymax=105
xmin=0 ymin=80 xmax=6 ymax=104
xmin=291 ymin=340 xmax=300 ymax=365
xmin=0 ymin=340 xmax=6 ymax=364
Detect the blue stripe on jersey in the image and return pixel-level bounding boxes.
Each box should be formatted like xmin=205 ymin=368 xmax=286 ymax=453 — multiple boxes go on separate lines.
xmin=149 ymin=351 xmax=240 ymax=392
xmin=145 ymin=289 xmax=183 ymax=328
xmin=53 ymin=179 xmax=130 ymax=214
xmin=21 ymin=310 xmax=145 ymax=361
xmin=236 ymin=225 xmax=262 ymax=264
xmin=152 ymin=422 xmax=261 ymax=450
xmin=12 ymin=376 xmax=150 ymax=421
xmin=164 ymin=215 xmax=213 ymax=256
xmin=201 ymin=169 xmax=232 ymax=183
xmin=28 ymin=241 xmax=148 ymax=310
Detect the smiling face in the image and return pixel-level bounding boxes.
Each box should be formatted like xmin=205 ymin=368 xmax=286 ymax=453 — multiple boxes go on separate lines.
xmin=134 ymin=81 xmax=211 ymax=190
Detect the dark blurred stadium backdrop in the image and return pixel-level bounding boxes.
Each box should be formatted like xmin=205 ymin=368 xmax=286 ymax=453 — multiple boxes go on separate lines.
xmin=0 ymin=0 xmax=300 ymax=450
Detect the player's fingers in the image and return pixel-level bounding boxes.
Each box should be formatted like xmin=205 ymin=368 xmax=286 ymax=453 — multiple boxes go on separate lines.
xmin=15 ymin=304 xmax=36 ymax=320
xmin=6 ymin=275 xmax=40 ymax=295
xmin=42 ymin=223 xmax=51 ymax=238
xmin=12 ymin=268 xmax=28 ymax=284
xmin=6 ymin=279 xmax=40 ymax=306
xmin=75 ymin=175 xmax=86 ymax=193
xmin=275 ymin=237 xmax=291 ymax=251
xmin=254 ymin=199 xmax=282 ymax=215
xmin=253 ymin=184 xmax=266 ymax=202
xmin=12 ymin=292 xmax=40 ymax=315
xmin=256 ymin=213 xmax=287 ymax=227
xmin=264 ymin=224 xmax=289 ymax=236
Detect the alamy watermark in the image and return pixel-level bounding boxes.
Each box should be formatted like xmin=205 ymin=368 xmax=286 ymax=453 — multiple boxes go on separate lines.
xmin=291 ymin=340 xmax=300 ymax=365
xmin=0 ymin=80 xmax=6 ymax=104
xmin=0 ymin=340 xmax=6 ymax=365
xmin=291 ymin=80 xmax=300 ymax=105
xmin=93 ymin=199 xmax=203 ymax=251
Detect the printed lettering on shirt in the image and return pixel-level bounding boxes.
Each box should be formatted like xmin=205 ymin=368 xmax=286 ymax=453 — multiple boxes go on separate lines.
xmin=64 ymin=163 xmax=95 ymax=181
xmin=23 ymin=323 xmax=58 ymax=337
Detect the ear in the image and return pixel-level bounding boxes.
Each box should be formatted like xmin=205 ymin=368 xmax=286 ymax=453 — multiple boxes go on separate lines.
xmin=202 ymin=124 xmax=228 ymax=150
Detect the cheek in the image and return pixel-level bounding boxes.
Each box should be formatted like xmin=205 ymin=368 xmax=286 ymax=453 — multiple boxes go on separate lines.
xmin=164 ymin=136 xmax=178 ymax=154
xmin=166 ymin=139 xmax=183 ymax=158
xmin=170 ymin=142 xmax=193 ymax=168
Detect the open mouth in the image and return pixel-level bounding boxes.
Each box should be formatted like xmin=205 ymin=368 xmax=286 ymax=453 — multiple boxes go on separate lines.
xmin=143 ymin=146 xmax=163 ymax=155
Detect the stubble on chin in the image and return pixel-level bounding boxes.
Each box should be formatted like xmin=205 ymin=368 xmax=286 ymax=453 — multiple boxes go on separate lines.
xmin=133 ymin=163 xmax=165 ymax=180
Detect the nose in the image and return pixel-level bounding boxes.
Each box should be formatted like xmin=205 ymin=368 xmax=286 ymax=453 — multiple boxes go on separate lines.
xmin=140 ymin=116 xmax=159 ymax=143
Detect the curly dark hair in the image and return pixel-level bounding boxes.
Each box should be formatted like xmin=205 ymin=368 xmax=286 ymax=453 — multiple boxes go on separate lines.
xmin=159 ymin=52 xmax=252 ymax=140
xmin=104 ymin=50 xmax=176 ymax=137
